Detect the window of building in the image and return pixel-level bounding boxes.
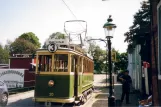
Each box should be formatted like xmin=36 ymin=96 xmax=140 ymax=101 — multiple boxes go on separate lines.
xmin=38 ymin=55 xmax=52 ymax=72
xmin=53 ymin=54 xmax=68 ymax=72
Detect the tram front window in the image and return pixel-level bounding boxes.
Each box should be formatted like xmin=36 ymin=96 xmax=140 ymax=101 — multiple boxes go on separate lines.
xmin=38 ymin=55 xmax=52 ymax=72
xmin=53 ymin=54 xmax=68 ymax=72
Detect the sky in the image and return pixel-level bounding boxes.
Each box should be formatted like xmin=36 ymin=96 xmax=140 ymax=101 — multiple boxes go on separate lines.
xmin=0 ymin=0 xmax=145 ymax=53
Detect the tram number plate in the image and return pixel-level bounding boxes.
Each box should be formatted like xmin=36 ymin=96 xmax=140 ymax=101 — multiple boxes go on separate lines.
xmin=49 ymin=93 xmax=54 ymax=96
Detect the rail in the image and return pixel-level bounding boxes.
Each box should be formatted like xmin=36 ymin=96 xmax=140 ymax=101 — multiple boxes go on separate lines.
xmin=8 ymin=80 xmax=35 ymax=94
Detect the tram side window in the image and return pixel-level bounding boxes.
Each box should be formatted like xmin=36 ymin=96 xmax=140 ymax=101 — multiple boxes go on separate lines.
xmin=83 ymin=59 xmax=87 ymax=73
xmin=54 ymin=54 xmax=68 ymax=72
xmin=38 ymin=55 xmax=52 ymax=72
xmin=79 ymin=57 xmax=82 ymax=72
xmin=71 ymin=55 xmax=76 ymax=72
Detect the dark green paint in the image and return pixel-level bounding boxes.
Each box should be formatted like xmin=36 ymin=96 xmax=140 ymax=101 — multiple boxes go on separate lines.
xmin=34 ymin=74 xmax=93 ymax=99
xmin=35 ymin=74 xmax=74 ymax=98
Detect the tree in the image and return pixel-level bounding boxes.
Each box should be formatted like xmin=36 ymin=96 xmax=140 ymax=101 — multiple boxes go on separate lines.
xmin=92 ymin=46 xmax=106 ymax=73
xmin=19 ymin=32 xmax=41 ymax=48
xmin=4 ymin=39 xmax=12 ymax=52
xmin=0 ymin=44 xmax=9 ymax=64
xmin=88 ymin=38 xmax=97 ymax=57
xmin=10 ymin=38 xmax=37 ymax=54
xmin=42 ymin=32 xmax=66 ymax=48
xmin=115 ymin=52 xmax=128 ymax=71
xmin=124 ymin=1 xmax=150 ymax=53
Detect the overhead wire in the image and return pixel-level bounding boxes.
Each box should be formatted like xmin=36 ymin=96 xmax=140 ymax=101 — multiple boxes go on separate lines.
xmin=61 ymin=0 xmax=87 ymax=34
xmin=61 ymin=0 xmax=78 ymax=21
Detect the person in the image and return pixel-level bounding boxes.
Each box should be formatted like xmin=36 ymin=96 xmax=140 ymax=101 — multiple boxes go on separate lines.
xmin=138 ymin=95 xmax=152 ymax=107
xmin=119 ymin=70 xmax=132 ymax=104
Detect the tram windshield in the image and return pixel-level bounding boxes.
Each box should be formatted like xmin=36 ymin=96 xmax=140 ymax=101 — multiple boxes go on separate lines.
xmin=38 ymin=55 xmax=52 ymax=72
xmin=37 ymin=54 xmax=68 ymax=72
xmin=54 ymin=54 xmax=68 ymax=72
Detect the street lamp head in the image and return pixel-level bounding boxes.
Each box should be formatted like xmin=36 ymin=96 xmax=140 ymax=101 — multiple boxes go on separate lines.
xmin=103 ymin=15 xmax=116 ymax=38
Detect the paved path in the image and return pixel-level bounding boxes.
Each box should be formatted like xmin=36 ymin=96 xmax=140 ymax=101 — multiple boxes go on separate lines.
xmin=6 ymin=74 xmax=109 ymax=107
xmin=6 ymin=74 xmax=140 ymax=107
xmin=114 ymin=83 xmax=140 ymax=107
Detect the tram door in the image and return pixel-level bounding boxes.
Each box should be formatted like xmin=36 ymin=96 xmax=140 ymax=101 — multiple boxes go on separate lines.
xmin=72 ymin=55 xmax=79 ymax=96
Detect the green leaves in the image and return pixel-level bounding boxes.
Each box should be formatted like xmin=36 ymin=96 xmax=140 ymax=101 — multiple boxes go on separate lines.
xmin=89 ymin=42 xmax=128 ymax=73
xmin=42 ymin=32 xmax=66 ymax=48
xmin=19 ymin=32 xmax=41 ymax=48
xmin=10 ymin=38 xmax=37 ymax=54
xmin=0 ymin=44 xmax=9 ymax=64
xmin=115 ymin=52 xmax=128 ymax=71
xmin=10 ymin=32 xmax=40 ymax=54
xmin=124 ymin=1 xmax=150 ymax=53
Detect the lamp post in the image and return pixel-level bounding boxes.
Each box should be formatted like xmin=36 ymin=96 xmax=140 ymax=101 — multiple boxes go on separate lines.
xmin=103 ymin=15 xmax=116 ymax=106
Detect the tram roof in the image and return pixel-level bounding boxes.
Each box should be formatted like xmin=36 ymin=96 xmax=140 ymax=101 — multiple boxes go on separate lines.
xmin=36 ymin=48 xmax=93 ymax=61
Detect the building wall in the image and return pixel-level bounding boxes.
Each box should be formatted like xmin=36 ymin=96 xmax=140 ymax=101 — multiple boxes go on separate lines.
xmin=10 ymin=58 xmax=32 ymax=69
xmin=151 ymin=0 xmax=160 ymax=106
xmin=128 ymin=45 xmax=142 ymax=91
xmin=9 ymin=57 xmax=35 ymax=87
xmin=127 ymin=54 xmax=133 ymax=77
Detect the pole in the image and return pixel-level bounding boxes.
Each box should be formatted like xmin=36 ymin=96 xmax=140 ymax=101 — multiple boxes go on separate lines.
xmin=106 ymin=44 xmax=108 ymax=87
xmin=107 ymin=37 xmax=115 ymax=106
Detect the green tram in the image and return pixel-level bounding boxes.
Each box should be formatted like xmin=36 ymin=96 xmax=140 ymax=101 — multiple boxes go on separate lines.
xmin=33 ymin=45 xmax=94 ymax=106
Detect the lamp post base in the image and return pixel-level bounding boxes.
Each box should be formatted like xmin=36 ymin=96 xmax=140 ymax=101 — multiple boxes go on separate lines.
xmin=108 ymin=96 xmax=115 ymax=106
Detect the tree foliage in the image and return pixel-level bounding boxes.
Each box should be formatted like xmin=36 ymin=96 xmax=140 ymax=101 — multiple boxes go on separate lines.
xmin=93 ymin=46 xmax=106 ymax=73
xmin=9 ymin=32 xmax=40 ymax=54
xmin=10 ymin=38 xmax=37 ymax=54
xmin=42 ymin=32 xmax=66 ymax=48
xmin=0 ymin=44 xmax=9 ymax=64
xmin=88 ymin=41 xmax=128 ymax=73
xmin=115 ymin=52 xmax=128 ymax=71
xmin=19 ymin=32 xmax=41 ymax=48
xmin=124 ymin=1 xmax=150 ymax=53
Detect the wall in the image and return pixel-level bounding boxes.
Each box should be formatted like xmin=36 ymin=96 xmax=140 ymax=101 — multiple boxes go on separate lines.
xmin=128 ymin=45 xmax=142 ymax=91
xmin=10 ymin=58 xmax=32 ymax=69
xmin=151 ymin=0 xmax=160 ymax=106
xmin=156 ymin=0 xmax=161 ymax=105
xmin=24 ymin=70 xmax=35 ymax=87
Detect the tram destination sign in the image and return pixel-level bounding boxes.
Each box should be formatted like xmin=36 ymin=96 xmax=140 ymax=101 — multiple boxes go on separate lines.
xmin=48 ymin=43 xmax=58 ymax=53
xmin=0 ymin=69 xmax=24 ymax=89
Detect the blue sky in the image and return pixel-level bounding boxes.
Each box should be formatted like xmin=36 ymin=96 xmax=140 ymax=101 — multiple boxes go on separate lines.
xmin=0 ymin=0 xmax=145 ymax=52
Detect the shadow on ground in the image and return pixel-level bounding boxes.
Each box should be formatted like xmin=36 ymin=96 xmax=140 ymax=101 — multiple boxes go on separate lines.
xmin=92 ymin=100 xmax=108 ymax=107
xmin=92 ymin=87 xmax=109 ymax=107
xmin=114 ymin=84 xmax=140 ymax=107
xmin=95 ymin=93 xmax=108 ymax=99
xmin=7 ymin=97 xmax=75 ymax=107
xmin=7 ymin=97 xmax=35 ymax=107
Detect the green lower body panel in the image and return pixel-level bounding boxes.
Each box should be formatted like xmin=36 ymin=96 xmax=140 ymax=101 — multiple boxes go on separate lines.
xmin=34 ymin=74 xmax=74 ymax=103
xmin=81 ymin=74 xmax=94 ymax=93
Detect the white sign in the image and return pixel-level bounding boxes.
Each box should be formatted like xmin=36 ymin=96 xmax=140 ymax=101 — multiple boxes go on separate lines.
xmin=0 ymin=69 xmax=24 ymax=89
xmin=46 ymin=37 xmax=69 ymax=46
xmin=47 ymin=43 xmax=58 ymax=53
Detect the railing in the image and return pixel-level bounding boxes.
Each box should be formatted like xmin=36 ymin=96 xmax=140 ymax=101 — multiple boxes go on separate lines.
xmin=8 ymin=80 xmax=35 ymax=94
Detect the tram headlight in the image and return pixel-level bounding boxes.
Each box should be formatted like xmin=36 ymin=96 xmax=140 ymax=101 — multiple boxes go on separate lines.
xmin=48 ymin=80 xmax=54 ymax=87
